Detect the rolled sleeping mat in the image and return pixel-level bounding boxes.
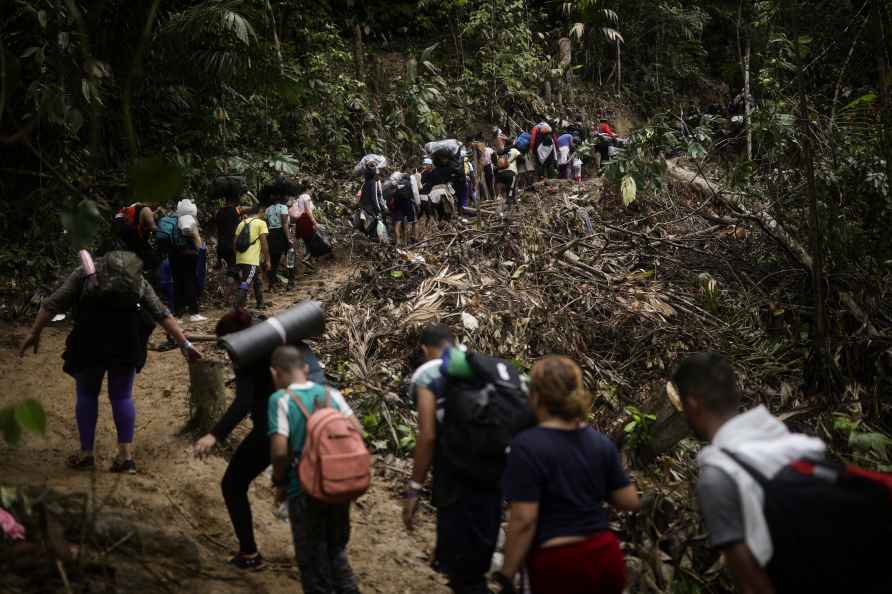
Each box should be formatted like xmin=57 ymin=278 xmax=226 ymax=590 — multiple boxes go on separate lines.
xmin=219 ymin=301 xmax=325 ymax=369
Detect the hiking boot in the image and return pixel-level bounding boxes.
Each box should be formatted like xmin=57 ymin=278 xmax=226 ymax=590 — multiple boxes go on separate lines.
xmin=110 ymin=459 xmax=137 ymax=474
xmin=67 ymin=453 xmax=95 ymax=471
xmin=229 ymin=552 xmax=265 ymax=571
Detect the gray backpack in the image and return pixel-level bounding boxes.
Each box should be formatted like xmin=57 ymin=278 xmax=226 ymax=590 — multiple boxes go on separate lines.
xmin=80 ymin=251 xmax=145 ymax=308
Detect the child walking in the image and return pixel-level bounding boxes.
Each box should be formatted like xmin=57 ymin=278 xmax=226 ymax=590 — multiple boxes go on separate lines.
xmin=268 ymin=346 xmax=362 ymax=594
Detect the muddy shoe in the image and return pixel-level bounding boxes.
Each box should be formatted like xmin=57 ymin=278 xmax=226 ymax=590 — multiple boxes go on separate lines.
xmin=67 ymin=453 xmax=95 ymax=471
xmin=110 ymin=459 xmax=137 ymax=475
xmin=229 ymin=552 xmax=265 ymax=571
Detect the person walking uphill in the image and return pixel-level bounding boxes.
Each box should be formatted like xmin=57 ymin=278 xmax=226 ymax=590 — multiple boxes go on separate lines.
xmin=171 ymin=198 xmax=206 ymax=322
xmin=193 ymin=311 xmax=344 ymax=571
xmin=234 ymin=211 xmax=270 ymax=310
xmin=19 ymin=251 xmax=200 ymax=473
xmin=670 ymin=352 xmax=892 ymax=594
xmin=268 ymin=346 xmax=363 ymax=594
xmin=265 ymin=178 xmax=295 ymax=292
xmin=495 ymin=356 xmax=640 ymax=594
xmin=403 ymin=324 xmax=532 ymax=594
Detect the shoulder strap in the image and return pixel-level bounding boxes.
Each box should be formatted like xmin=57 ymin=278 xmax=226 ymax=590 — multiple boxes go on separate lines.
xmin=721 ymin=448 xmax=770 ymax=486
xmin=288 ymin=389 xmax=313 ymax=421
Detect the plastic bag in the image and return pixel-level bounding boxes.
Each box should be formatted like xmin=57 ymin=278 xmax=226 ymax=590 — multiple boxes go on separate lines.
xmin=424 ymin=139 xmax=461 ymax=158
xmin=354 ymin=154 xmax=387 ymax=176
xmin=376 ymin=219 xmax=389 ymax=242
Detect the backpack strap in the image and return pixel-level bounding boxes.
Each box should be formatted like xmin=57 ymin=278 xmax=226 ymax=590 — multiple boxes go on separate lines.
xmin=288 ymin=389 xmax=313 ymax=421
xmin=721 ymin=448 xmax=770 ymax=486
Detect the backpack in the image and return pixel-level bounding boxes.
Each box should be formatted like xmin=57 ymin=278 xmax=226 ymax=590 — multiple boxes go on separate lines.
xmin=514 ymin=132 xmax=531 ymax=153
xmin=235 ymin=219 xmax=260 ymax=253
xmin=290 ymin=389 xmax=371 ymax=504
xmin=723 ymin=449 xmax=892 ymax=594
xmin=112 ymin=204 xmax=145 ymax=244
xmin=438 ymin=351 xmax=535 ymax=487
xmin=80 ymin=251 xmax=145 ymax=310
xmin=155 ymin=214 xmax=185 ymax=252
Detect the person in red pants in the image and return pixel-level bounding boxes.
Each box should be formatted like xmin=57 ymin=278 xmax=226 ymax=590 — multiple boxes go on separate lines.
xmin=496 ymin=356 xmax=641 ymax=594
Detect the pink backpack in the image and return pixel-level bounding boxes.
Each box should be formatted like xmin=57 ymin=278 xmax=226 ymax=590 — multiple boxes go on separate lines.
xmin=290 ymin=389 xmax=371 ymax=504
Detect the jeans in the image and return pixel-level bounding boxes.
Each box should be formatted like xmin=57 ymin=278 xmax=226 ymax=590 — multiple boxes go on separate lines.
xmin=288 ymin=494 xmax=360 ymax=594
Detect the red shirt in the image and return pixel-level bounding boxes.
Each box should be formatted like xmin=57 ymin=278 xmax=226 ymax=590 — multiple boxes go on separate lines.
xmin=598 ymin=122 xmax=616 ymax=137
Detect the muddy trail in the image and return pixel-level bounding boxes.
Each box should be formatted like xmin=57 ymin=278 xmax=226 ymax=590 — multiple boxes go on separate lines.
xmin=2 ymin=173 xmax=804 ymax=593
xmin=1 ymin=255 xmax=450 ymax=594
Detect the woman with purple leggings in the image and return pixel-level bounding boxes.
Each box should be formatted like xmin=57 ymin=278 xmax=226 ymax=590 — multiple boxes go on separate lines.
xmin=19 ymin=251 xmax=199 ymax=473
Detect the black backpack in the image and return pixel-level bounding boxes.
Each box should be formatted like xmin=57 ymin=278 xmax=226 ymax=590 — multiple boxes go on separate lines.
xmin=723 ymin=450 xmax=892 ymax=594
xmin=439 ymin=353 xmax=535 ymax=488
xmin=235 ymin=219 xmax=260 ymax=253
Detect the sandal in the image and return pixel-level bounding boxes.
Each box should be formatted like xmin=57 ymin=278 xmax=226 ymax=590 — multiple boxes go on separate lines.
xmin=67 ymin=453 xmax=95 ymax=471
xmin=228 ymin=552 xmax=265 ymax=571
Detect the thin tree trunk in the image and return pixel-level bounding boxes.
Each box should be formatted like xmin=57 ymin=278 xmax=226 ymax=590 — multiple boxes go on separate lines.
xmin=265 ymin=0 xmax=283 ymax=75
xmin=616 ymin=40 xmax=622 ymax=95
xmin=794 ymin=6 xmax=831 ymax=399
xmin=353 ymin=22 xmax=365 ymax=82
xmin=737 ymin=0 xmax=753 ymax=161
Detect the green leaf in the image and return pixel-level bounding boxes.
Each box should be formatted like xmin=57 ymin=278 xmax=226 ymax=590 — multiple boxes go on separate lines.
xmin=390 ymin=271 xmax=404 ymax=279
xmin=621 ymin=175 xmax=637 ymax=206
xmin=0 ymin=486 xmax=17 ymax=509
xmin=842 ymin=93 xmax=878 ymax=112
xmin=0 ymin=407 xmax=21 ymax=446
xmin=687 ymin=141 xmax=706 ymax=159
xmin=129 ymin=157 xmax=184 ymax=206
xmin=37 ymin=10 xmax=47 ymax=29
xmin=14 ymin=399 xmax=46 ymax=436
xmin=849 ymin=432 xmax=892 ymax=459
xmin=624 ymin=421 xmax=638 ymax=433
xmin=60 ymin=199 xmax=103 ymax=250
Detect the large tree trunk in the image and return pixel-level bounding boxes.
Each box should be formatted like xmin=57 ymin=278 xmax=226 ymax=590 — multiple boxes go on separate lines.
xmin=353 ymin=22 xmax=365 ymax=82
xmin=184 ymin=358 xmax=227 ymax=435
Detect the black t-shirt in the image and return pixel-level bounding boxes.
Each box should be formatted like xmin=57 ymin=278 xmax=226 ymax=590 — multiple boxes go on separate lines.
xmin=216 ymin=206 xmax=241 ymax=251
xmin=503 ymin=426 xmax=630 ymax=547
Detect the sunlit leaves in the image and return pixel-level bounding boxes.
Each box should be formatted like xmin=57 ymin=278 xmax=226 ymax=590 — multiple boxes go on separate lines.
xmin=621 ymin=175 xmax=637 ymax=206
xmin=1 ymin=400 xmax=47 ymax=446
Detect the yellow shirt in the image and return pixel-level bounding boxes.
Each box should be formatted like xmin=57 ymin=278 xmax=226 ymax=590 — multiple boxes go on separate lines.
xmin=235 ymin=217 xmax=269 ymax=266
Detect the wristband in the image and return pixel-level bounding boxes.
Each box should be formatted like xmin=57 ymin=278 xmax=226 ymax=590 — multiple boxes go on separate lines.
xmin=180 ymin=339 xmax=194 ymax=352
xmin=408 ymin=480 xmax=423 ymax=491
xmin=403 ymin=489 xmax=419 ymax=500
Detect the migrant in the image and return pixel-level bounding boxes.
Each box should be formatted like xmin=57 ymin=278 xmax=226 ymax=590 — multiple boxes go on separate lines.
xmin=497 ymin=356 xmax=640 ymax=594
xmin=19 ymin=251 xmax=199 ymax=473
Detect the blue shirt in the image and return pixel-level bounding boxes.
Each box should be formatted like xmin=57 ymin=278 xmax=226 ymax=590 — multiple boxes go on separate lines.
xmin=268 ymin=382 xmax=344 ymax=498
xmin=266 ymin=203 xmax=289 ymax=230
xmin=503 ymin=426 xmax=630 ymax=546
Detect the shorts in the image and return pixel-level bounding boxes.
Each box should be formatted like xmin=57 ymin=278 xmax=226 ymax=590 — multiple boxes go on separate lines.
xmin=393 ymin=197 xmax=417 ymax=225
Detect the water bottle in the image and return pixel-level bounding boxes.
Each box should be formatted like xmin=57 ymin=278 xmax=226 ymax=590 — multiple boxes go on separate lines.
xmin=286 ymin=246 xmax=296 ymax=270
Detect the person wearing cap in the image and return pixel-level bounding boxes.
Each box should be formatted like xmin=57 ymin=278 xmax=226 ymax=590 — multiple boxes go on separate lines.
xmin=530 ymin=122 xmax=558 ymax=180
xmin=358 ymin=161 xmax=386 ymax=240
xmin=171 ymin=198 xmax=206 ymax=322
xmin=417 ymin=158 xmax=437 ymax=236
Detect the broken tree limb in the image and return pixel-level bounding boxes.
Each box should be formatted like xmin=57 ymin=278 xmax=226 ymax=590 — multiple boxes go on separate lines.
xmin=666 ymin=159 xmax=815 ymax=270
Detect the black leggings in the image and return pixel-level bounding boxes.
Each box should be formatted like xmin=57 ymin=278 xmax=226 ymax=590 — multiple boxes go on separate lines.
xmin=268 ymin=228 xmax=288 ymax=287
xmin=221 ymin=429 xmax=270 ymax=555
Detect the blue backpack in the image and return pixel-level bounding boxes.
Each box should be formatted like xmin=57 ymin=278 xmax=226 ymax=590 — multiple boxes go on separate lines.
xmin=155 ymin=214 xmax=185 ymax=251
xmin=514 ymin=132 xmax=531 ymax=153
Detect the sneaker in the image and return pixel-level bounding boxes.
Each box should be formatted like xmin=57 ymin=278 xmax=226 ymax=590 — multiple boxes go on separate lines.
xmin=189 ymin=314 xmax=208 ymax=322
xmin=229 ymin=552 xmax=265 ymax=571
xmin=67 ymin=453 xmax=95 ymax=471
xmin=110 ymin=459 xmax=137 ymax=474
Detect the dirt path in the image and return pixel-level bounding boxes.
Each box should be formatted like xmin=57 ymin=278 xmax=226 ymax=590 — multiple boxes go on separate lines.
xmin=0 ymin=255 xmax=450 ymax=594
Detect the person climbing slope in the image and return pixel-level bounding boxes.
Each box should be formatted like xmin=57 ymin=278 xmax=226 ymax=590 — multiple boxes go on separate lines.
xmin=265 ymin=178 xmax=294 ymax=292
xmin=193 ymin=311 xmax=343 ymax=571
xmin=19 ymin=250 xmax=200 ymax=473
xmin=171 ymin=198 xmax=206 ymax=322
xmin=233 ymin=210 xmax=270 ymax=310
xmin=268 ymin=345 xmax=363 ymax=594
xmin=496 ymin=356 xmax=640 ymax=594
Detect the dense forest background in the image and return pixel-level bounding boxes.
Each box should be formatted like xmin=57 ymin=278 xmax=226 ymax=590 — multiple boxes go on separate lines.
xmin=2 ymin=2 xmax=892 ymax=592
xmin=2 ymin=1 xmax=891 ymax=437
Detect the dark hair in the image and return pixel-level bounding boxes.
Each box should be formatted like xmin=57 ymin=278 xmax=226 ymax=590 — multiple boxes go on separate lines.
xmin=271 ymin=345 xmax=306 ymax=371
xmin=671 ymin=352 xmax=739 ymax=413
xmin=215 ymin=309 xmax=253 ymax=337
xmin=529 ymin=356 xmax=591 ymax=422
xmin=420 ymin=324 xmax=452 ymax=348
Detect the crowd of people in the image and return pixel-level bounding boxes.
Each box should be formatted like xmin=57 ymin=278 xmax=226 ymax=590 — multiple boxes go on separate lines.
xmin=353 ymin=113 xmax=625 ymax=246
xmin=13 ymin=111 xmax=891 ymax=594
